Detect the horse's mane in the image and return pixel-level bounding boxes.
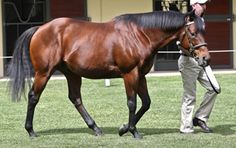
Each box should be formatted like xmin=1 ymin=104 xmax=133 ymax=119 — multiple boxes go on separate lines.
xmin=114 ymin=11 xmax=205 ymax=33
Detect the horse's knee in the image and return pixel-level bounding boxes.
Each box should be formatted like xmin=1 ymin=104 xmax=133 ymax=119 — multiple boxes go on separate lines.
xmin=127 ymin=99 xmax=136 ymax=112
xmin=28 ymin=90 xmax=39 ymax=105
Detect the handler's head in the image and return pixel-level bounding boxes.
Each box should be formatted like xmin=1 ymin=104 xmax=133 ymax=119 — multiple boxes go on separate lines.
xmin=190 ymin=0 xmax=209 ymax=5
xmin=190 ymin=0 xmax=209 ymax=17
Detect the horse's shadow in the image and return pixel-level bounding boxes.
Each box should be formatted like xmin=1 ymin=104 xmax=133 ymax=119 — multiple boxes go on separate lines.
xmin=37 ymin=124 xmax=236 ymax=137
xmin=38 ymin=127 xmax=179 ymax=136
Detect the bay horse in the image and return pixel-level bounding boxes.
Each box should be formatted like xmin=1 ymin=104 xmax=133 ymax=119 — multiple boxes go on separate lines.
xmin=8 ymin=10 xmax=210 ymax=139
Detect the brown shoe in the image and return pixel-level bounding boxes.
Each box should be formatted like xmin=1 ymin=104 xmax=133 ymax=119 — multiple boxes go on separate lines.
xmin=193 ymin=118 xmax=213 ymax=133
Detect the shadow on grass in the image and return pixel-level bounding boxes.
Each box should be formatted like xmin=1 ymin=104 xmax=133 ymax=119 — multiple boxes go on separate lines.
xmin=37 ymin=124 xmax=236 ymax=137
xmin=38 ymin=127 xmax=179 ymax=137
xmin=185 ymin=124 xmax=236 ymax=136
xmin=211 ymin=124 xmax=236 ymax=136
xmin=37 ymin=127 xmax=179 ymax=136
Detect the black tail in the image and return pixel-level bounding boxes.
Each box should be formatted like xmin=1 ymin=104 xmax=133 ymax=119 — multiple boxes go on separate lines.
xmin=8 ymin=26 xmax=39 ymax=101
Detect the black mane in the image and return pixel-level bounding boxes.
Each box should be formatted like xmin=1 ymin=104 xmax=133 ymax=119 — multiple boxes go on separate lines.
xmin=114 ymin=11 xmax=205 ymax=33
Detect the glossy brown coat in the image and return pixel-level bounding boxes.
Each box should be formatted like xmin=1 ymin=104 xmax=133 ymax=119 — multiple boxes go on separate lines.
xmin=8 ymin=11 xmax=210 ymax=138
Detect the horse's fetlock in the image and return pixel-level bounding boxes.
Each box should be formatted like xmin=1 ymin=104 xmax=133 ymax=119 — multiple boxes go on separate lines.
xmin=87 ymin=120 xmax=95 ymax=129
xmin=25 ymin=123 xmax=32 ymax=131
xmin=129 ymin=126 xmax=136 ymax=132
xmin=72 ymin=98 xmax=82 ymax=106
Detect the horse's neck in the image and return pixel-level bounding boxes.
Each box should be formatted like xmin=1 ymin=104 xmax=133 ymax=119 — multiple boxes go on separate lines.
xmin=143 ymin=28 xmax=181 ymax=51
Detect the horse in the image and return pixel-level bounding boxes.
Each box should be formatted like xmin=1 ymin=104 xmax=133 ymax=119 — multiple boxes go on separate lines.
xmin=8 ymin=10 xmax=210 ymax=139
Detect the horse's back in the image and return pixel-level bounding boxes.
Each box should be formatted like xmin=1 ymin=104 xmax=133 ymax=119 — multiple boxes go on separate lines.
xmin=29 ymin=17 xmax=152 ymax=79
xmin=29 ymin=18 xmax=121 ymax=78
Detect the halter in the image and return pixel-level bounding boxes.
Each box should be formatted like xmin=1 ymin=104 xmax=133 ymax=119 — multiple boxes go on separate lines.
xmin=178 ymin=21 xmax=208 ymax=57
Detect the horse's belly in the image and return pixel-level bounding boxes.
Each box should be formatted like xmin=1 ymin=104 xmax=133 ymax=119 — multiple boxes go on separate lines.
xmin=79 ymin=69 xmax=122 ymax=79
xmin=67 ymin=63 xmax=122 ymax=79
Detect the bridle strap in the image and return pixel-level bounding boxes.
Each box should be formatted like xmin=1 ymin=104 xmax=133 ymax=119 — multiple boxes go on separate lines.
xmin=187 ymin=42 xmax=208 ymax=57
xmin=185 ymin=21 xmax=194 ymax=26
xmin=192 ymin=42 xmax=208 ymax=49
xmin=178 ymin=21 xmax=208 ymax=57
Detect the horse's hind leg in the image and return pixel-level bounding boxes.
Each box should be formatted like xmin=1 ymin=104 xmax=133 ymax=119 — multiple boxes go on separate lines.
xmin=25 ymin=73 xmax=51 ymax=137
xmin=64 ymin=72 xmax=102 ymax=136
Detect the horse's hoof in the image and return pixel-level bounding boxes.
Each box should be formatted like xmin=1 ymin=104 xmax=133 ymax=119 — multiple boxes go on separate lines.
xmin=95 ymin=130 xmax=103 ymax=136
xmin=29 ymin=132 xmax=38 ymax=138
xmin=119 ymin=124 xmax=129 ymax=136
xmin=130 ymin=128 xmax=142 ymax=139
xmin=94 ymin=127 xmax=103 ymax=136
xmin=133 ymin=132 xmax=142 ymax=139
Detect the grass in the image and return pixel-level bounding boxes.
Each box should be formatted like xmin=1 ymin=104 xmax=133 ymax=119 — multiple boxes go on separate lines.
xmin=0 ymin=74 xmax=236 ymax=147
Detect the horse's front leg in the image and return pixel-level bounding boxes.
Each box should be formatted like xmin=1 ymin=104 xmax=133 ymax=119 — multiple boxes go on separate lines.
xmin=119 ymin=69 xmax=142 ymax=139
xmin=134 ymin=76 xmax=151 ymax=125
xmin=119 ymin=76 xmax=151 ymax=137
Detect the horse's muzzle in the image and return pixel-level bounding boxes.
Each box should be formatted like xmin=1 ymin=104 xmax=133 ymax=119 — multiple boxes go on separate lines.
xmin=195 ymin=56 xmax=210 ymax=67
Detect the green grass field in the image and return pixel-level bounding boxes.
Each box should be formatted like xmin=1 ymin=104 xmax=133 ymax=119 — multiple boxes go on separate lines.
xmin=1 ymin=74 xmax=236 ymax=147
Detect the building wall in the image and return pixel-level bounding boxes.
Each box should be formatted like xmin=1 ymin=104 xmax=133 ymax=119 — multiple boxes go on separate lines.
xmin=0 ymin=0 xmax=235 ymax=77
xmin=87 ymin=0 xmax=152 ymax=22
xmin=0 ymin=2 xmax=3 ymax=77
xmin=233 ymin=0 xmax=236 ymax=68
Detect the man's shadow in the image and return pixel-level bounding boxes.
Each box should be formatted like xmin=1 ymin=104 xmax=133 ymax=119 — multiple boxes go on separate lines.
xmin=37 ymin=124 xmax=236 ymax=137
xmin=210 ymin=124 xmax=236 ymax=136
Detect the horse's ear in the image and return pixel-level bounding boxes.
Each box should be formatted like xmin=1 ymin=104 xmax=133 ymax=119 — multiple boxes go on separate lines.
xmin=185 ymin=10 xmax=195 ymax=22
xmin=190 ymin=10 xmax=196 ymax=20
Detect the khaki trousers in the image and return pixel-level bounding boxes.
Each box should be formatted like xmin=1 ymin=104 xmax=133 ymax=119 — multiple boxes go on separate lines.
xmin=178 ymin=55 xmax=217 ymax=132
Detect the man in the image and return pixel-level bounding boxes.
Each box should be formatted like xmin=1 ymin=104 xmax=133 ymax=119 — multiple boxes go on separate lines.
xmin=178 ymin=0 xmax=218 ymax=134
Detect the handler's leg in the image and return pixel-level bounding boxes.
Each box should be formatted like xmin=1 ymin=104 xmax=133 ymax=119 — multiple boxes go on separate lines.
xmin=178 ymin=56 xmax=200 ymax=133
xmin=179 ymin=59 xmax=201 ymax=133
xmin=180 ymin=70 xmax=197 ymax=133
xmin=195 ymin=70 xmax=218 ymax=122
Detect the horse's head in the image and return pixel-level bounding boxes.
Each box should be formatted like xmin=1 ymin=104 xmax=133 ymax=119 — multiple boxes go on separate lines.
xmin=178 ymin=11 xmax=210 ymax=67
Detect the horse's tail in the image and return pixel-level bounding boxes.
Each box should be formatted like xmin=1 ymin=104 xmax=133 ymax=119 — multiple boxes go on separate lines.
xmin=7 ymin=26 xmax=39 ymax=101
